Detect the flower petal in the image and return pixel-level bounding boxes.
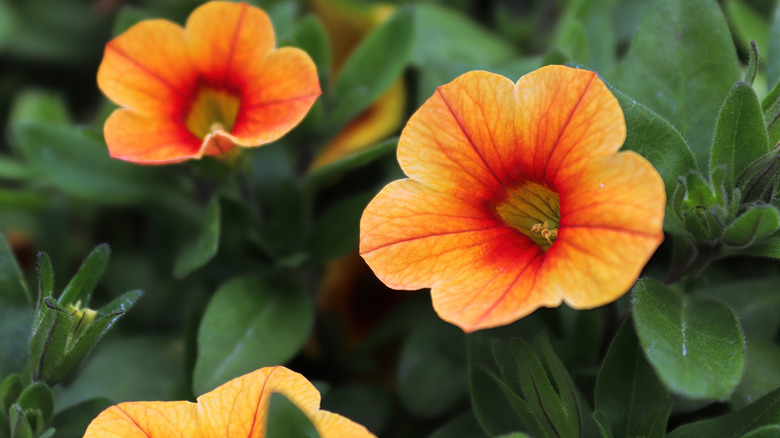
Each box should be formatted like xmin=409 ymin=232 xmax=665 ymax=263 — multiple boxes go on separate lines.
xmin=185 ymin=1 xmax=275 ymax=89
xmin=360 ymin=178 xmax=517 ymax=290
xmin=231 ymin=47 xmax=321 ymax=146
xmin=397 ymin=71 xmax=518 ymax=202
xmin=104 ymin=109 xmax=201 ymax=164
xmin=97 ymin=19 xmax=195 ymax=115
xmin=545 ymin=152 xmax=665 ymax=308
xmin=514 ymin=65 xmax=626 ymax=186
xmin=430 ymin=243 xmax=558 ymax=332
xmin=84 ymin=402 xmax=198 ymax=438
xmin=310 ymin=410 xmax=377 ymax=438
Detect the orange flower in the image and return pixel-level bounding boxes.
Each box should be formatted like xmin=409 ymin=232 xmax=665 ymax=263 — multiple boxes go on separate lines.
xmin=83 ymin=366 xmax=376 ymax=437
xmin=359 ymin=66 xmax=665 ymax=332
xmin=97 ymin=1 xmax=320 ymax=164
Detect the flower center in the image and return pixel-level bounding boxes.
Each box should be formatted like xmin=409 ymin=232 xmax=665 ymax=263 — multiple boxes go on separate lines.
xmin=185 ymin=87 xmax=240 ymax=138
xmin=496 ymin=181 xmax=561 ymax=250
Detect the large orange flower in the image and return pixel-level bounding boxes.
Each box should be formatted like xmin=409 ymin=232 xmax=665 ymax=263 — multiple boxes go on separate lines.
xmin=97 ymin=1 xmax=320 ymax=164
xmin=359 ymin=66 xmax=665 ymax=332
xmin=83 ymin=366 xmax=375 ymax=437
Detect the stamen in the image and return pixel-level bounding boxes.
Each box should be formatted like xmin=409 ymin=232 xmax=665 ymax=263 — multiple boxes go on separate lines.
xmin=531 ymin=221 xmax=559 ymax=246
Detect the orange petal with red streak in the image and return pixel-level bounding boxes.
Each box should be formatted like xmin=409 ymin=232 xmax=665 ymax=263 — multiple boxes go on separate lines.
xmin=514 ymin=65 xmax=626 ymax=186
xmin=97 ymin=19 xmax=196 ymax=116
xmin=84 ymin=402 xmax=198 ymax=438
xmin=544 ymin=151 xmax=665 ymax=308
xmin=185 ymin=1 xmax=274 ymax=88
xmin=104 ymin=109 xmax=200 ymax=164
xmin=360 ymin=178 xmax=518 ymax=291
xmin=231 ymin=47 xmax=321 ymax=146
xmin=397 ymin=71 xmax=517 ymax=202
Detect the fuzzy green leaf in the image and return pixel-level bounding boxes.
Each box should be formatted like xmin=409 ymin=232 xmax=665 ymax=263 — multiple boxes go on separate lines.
xmin=633 ymin=278 xmax=746 ymax=399
xmin=193 ymin=275 xmax=314 ymax=395
xmin=711 ymin=83 xmax=769 ymax=198
xmin=668 ymin=388 xmax=780 ymax=437
xmin=0 ymin=234 xmax=29 ymax=304
xmin=616 ymin=0 xmax=740 ymax=167
xmin=58 ymin=244 xmax=109 ymax=306
xmin=722 ymin=205 xmax=780 ymax=247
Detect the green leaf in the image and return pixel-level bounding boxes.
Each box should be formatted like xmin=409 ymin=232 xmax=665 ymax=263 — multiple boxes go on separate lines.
xmin=0 ymin=234 xmax=30 ymax=304
xmin=668 ymin=388 xmax=780 ymax=437
xmin=398 ymin=316 xmax=467 ymax=417
xmin=633 ymin=278 xmax=746 ymax=399
xmin=616 ymin=0 xmax=740 ymax=167
xmin=50 ymin=398 xmax=112 ymax=438
xmin=11 ymin=122 xmax=188 ymax=207
xmin=330 ymin=7 xmax=414 ymax=132
xmin=58 ymin=244 xmax=109 ymax=306
xmin=309 ymin=192 xmax=374 ymax=261
xmin=410 ymin=4 xmax=514 ymax=68
xmin=595 ymin=318 xmax=670 ymax=438
xmin=193 ymin=275 xmax=314 ymax=395
xmin=173 ymin=196 xmax=221 ymax=278
xmin=467 ymin=317 xmax=547 ymax=437
xmin=8 ymin=405 xmax=32 ymax=438
xmin=1 ymin=375 xmax=24 ymax=414
xmin=305 ymin=137 xmax=397 ymax=191
xmin=722 ymin=205 xmax=780 ymax=247
xmin=0 ymin=157 xmax=28 ymax=181
xmin=704 ymin=277 xmax=780 ymax=340
xmin=15 ymin=384 xmax=53 ymax=428
xmin=731 ymin=338 xmax=780 ymax=410
xmin=29 ymin=304 xmax=70 ymax=382
xmin=593 ymin=410 xmax=614 ymax=438
xmin=9 ymin=90 xmax=69 ymax=127
xmin=265 ymin=393 xmax=321 ymax=438
xmin=725 ymin=0 xmax=769 ymax=63
xmin=36 ymin=253 xmax=52 ymax=302
xmin=711 ymin=83 xmax=769 ymax=198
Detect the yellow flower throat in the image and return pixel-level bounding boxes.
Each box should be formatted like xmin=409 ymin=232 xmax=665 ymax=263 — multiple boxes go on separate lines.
xmin=496 ymin=181 xmax=561 ymax=250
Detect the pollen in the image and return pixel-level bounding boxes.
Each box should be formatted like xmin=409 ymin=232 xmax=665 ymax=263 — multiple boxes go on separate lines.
xmin=496 ymin=181 xmax=561 ymax=250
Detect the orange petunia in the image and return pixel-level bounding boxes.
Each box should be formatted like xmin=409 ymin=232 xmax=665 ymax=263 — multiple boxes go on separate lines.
xmin=97 ymin=1 xmax=320 ymax=164
xmin=83 ymin=366 xmax=376 ymax=437
xmin=359 ymin=66 xmax=665 ymax=332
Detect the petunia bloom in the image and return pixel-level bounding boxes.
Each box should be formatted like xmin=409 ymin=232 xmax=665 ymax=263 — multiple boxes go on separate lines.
xmin=97 ymin=1 xmax=320 ymax=164
xmin=309 ymin=0 xmax=405 ymax=169
xmin=83 ymin=366 xmax=376 ymax=437
xmin=359 ymin=66 xmax=665 ymax=332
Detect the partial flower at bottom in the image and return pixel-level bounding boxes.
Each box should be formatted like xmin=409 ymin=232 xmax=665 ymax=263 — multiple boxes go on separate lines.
xmin=83 ymin=366 xmax=375 ymax=437
xmin=97 ymin=1 xmax=320 ymax=164
xmin=359 ymin=65 xmax=666 ymax=332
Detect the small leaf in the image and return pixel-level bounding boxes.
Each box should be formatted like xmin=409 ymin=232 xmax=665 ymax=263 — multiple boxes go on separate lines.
xmin=1 ymin=375 xmax=24 ymax=414
xmin=595 ymin=318 xmax=670 ymax=438
xmin=710 ymin=82 xmax=769 ymax=198
xmin=29 ymin=304 xmax=70 ymax=383
xmin=15 ymin=383 xmax=53 ymax=429
xmin=8 ymin=89 xmax=70 ymax=127
xmin=633 ymin=278 xmax=746 ymax=400
xmin=193 ymin=275 xmax=314 ymax=395
xmin=330 ymin=7 xmax=414 ymax=132
xmin=265 ymin=393 xmax=321 ymax=438
xmin=616 ymin=0 xmax=740 ymax=167
xmin=668 ymin=388 xmax=780 ymax=437
xmin=58 ymin=244 xmax=110 ymax=306
xmin=9 ymin=405 xmax=32 ymax=438
xmin=173 ymin=196 xmax=220 ymax=278
xmin=305 ymin=137 xmax=397 ymax=191
xmin=36 ymin=253 xmax=53 ymax=301
xmin=722 ymin=205 xmax=780 ymax=247
xmin=725 ymin=1 xmax=769 ymax=64
xmin=0 ymin=234 xmax=30 ymax=304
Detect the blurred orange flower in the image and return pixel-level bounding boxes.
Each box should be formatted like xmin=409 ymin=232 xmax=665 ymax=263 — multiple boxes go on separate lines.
xmin=360 ymin=66 xmax=665 ymax=332
xmin=309 ymin=0 xmax=405 ymax=169
xmin=97 ymin=1 xmax=320 ymax=164
xmin=84 ymin=366 xmax=375 ymax=437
